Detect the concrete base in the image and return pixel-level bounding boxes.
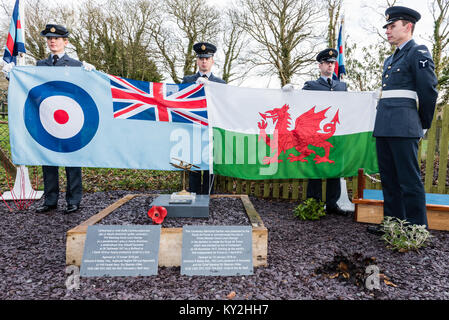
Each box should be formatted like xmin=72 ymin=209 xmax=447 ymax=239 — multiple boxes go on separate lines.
xmin=150 ymin=194 xmax=210 ymax=218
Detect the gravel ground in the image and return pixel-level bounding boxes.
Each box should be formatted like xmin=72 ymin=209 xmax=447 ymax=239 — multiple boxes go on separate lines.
xmin=1 ymin=190 xmax=449 ymax=300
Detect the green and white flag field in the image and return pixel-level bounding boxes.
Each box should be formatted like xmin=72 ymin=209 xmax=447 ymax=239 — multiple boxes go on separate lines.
xmin=206 ymin=82 xmax=379 ymax=180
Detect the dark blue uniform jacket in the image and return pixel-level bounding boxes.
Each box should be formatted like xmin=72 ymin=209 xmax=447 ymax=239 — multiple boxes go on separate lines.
xmin=182 ymin=72 xmax=226 ymax=84
xmin=373 ymin=40 xmax=438 ymax=138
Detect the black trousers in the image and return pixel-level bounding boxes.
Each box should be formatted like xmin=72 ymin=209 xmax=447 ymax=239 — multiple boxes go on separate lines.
xmin=306 ymin=178 xmax=340 ymax=209
xmin=188 ymin=170 xmax=213 ymax=195
xmin=42 ymin=166 xmax=82 ymax=206
xmin=376 ymin=137 xmax=427 ymax=227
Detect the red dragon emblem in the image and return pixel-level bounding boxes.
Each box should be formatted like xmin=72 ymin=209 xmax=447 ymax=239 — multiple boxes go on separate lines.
xmin=258 ymin=104 xmax=340 ymax=164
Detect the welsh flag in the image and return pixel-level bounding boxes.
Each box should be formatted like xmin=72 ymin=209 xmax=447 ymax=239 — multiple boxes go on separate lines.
xmin=206 ymin=82 xmax=379 ymax=180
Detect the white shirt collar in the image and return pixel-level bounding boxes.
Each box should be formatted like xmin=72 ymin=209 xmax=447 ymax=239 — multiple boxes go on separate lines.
xmin=199 ymin=71 xmax=212 ymax=78
xmin=51 ymin=52 xmax=65 ymax=59
xmin=398 ymin=39 xmax=412 ymax=51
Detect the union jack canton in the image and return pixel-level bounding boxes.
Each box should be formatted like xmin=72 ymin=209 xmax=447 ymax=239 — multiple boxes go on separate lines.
xmin=109 ymin=75 xmax=208 ymax=126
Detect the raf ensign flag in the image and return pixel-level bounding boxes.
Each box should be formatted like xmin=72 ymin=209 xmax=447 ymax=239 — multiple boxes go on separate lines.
xmin=8 ymin=67 xmax=209 ymax=170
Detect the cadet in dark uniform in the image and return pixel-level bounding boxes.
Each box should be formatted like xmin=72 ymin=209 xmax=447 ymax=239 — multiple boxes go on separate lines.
xmin=368 ymin=6 xmax=438 ymax=234
xmin=35 ymin=24 xmax=86 ymax=214
xmin=302 ymin=48 xmax=349 ymax=216
xmin=182 ymin=42 xmax=226 ymax=195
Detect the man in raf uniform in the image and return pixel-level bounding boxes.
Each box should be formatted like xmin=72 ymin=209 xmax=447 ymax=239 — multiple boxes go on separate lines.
xmin=182 ymin=42 xmax=226 ymax=195
xmin=35 ymin=24 xmax=94 ymax=214
xmin=367 ymin=6 xmax=438 ymax=235
xmin=302 ymin=48 xmax=349 ymax=216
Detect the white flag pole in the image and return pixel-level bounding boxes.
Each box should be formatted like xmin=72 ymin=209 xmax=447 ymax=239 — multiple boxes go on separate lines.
xmin=2 ymin=0 xmax=44 ymax=201
xmin=335 ymin=13 xmax=354 ymax=212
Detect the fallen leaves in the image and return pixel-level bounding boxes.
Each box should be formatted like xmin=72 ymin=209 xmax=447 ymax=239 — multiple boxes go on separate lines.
xmin=226 ymin=291 xmax=236 ymax=300
xmin=379 ymin=273 xmax=398 ymax=288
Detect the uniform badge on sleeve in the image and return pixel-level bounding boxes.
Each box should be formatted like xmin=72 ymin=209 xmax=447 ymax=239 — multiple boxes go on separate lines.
xmin=419 ymin=59 xmax=429 ymax=69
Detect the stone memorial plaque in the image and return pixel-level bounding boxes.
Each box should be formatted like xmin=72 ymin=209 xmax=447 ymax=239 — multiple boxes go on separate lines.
xmin=150 ymin=194 xmax=209 ymax=218
xmin=80 ymin=225 xmax=161 ymax=277
xmin=181 ymin=226 xmax=253 ymax=276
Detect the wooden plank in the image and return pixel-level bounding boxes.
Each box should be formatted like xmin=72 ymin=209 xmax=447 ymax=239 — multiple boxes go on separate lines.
xmin=357 ymin=169 xmax=365 ymax=199
xmin=263 ymin=180 xmax=270 ymax=198
xmin=302 ymin=180 xmax=307 ymax=200
xmin=220 ymin=175 xmax=226 ymax=193
xmin=427 ymin=210 xmax=449 ymax=231
xmin=424 ymin=117 xmax=438 ymax=192
xmin=240 ymin=194 xmax=265 ymax=228
xmin=66 ymin=232 xmax=87 ymax=265
xmin=246 ymin=180 xmax=251 ymax=195
xmin=322 ymin=180 xmax=326 ymax=202
xmin=437 ymin=108 xmax=449 ymax=194
xmin=68 ymin=194 xmax=143 ymax=233
xmin=236 ymin=179 xmax=242 ymax=194
xmin=291 ymin=180 xmax=300 ymax=200
xmin=227 ymin=177 xmax=234 ymax=193
xmin=0 ymin=146 xmax=16 ymax=179
xmin=355 ymin=204 xmax=384 ymax=224
xmin=272 ymin=180 xmax=280 ymax=199
xmin=252 ymin=228 xmax=268 ymax=267
xmin=282 ymin=180 xmax=290 ymax=199
xmin=355 ymin=202 xmax=449 ymax=231
xmin=254 ymin=181 xmax=261 ymax=197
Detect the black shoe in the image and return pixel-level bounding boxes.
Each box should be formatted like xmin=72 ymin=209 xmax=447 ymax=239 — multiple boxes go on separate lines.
xmin=36 ymin=204 xmax=57 ymax=213
xmin=326 ymin=206 xmax=350 ymax=216
xmin=65 ymin=204 xmax=80 ymax=214
xmin=367 ymin=225 xmax=384 ymax=236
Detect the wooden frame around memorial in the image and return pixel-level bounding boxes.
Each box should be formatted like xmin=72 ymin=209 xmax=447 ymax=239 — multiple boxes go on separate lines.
xmin=66 ymin=194 xmax=268 ymax=267
xmin=353 ymin=169 xmax=449 ymax=231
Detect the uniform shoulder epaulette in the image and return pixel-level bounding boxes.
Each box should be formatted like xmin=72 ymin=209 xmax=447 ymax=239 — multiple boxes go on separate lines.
xmin=303 ymin=81 xmax=312 ymax=88
xmin=411 ymin=44 xmax=432 ymax=58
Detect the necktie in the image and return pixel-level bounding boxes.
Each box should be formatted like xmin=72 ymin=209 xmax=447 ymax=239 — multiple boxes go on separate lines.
xmin=202 ymin=74 xmax=208 ymax=78
xmin=52 ymin=55 xmax=59 ymax=65
xmin=393 ymin=48 xmax=400 ymax=58
xmin=327 ymin=78 xmax=332 ymax=86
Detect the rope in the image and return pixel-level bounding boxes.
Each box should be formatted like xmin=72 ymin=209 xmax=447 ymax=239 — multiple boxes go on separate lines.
xmin=1 ymin=166 xmax=41 ymax=211
xmin=365 ymin=173 xmax=381 ymax=183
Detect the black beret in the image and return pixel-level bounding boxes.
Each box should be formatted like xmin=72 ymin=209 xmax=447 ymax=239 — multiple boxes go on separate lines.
xmin=383 ymin=6 xmax=421 ymax=28
xmin=40 ymin=24 xmax=69 ymax=38
xmin=193 ymin=42 xmax=217 ymax=58
xmin=316 ymin=48 xmax=338 ymax=62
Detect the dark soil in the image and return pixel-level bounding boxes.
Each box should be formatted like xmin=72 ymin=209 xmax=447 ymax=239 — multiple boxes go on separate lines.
xmin=99 ymin=195 xmax=249 ymax=227
xmin=1 ymin=190 xmax=449 ymax=300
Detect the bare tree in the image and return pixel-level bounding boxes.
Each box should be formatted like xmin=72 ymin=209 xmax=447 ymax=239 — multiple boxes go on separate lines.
xmin=361 ymin=0 xmax=398 ymax=42
xmin=239 ymin=0 xmax=322 ymax=87
xmin=429 ymin=0 xmax=449 ymax=109
xmin=220 ymin=8 xmax=248 ymax=84
xmin=345 ymin=39 xmax=391 ymax=91
xmin=68 ymin=0 xmax=162 ymax=81
xmin=344 ymin=0 xmax=397 ymax=91
xmin=22 ymin=0 xmax=58 ymax=61
xmin=326 ymin=0 xmax=343 ymax=48
xmin=149 ymin=0 xmax=221 ymax=83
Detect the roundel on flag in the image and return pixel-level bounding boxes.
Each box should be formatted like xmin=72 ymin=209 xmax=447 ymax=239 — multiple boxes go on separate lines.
xmin=24 ymin=81 xmax=99 ymax=153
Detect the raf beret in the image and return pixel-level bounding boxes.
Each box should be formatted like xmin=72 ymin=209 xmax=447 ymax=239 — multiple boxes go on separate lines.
xmin=383 ymin=6 xmax=421 ymax=28
xmin=40 ymin=24 xmax=69 ymax=38
xmin=193 ymin=42 xmax=217 ymax=58
xmin=316 ymin=48 xmax=338 ymax=63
